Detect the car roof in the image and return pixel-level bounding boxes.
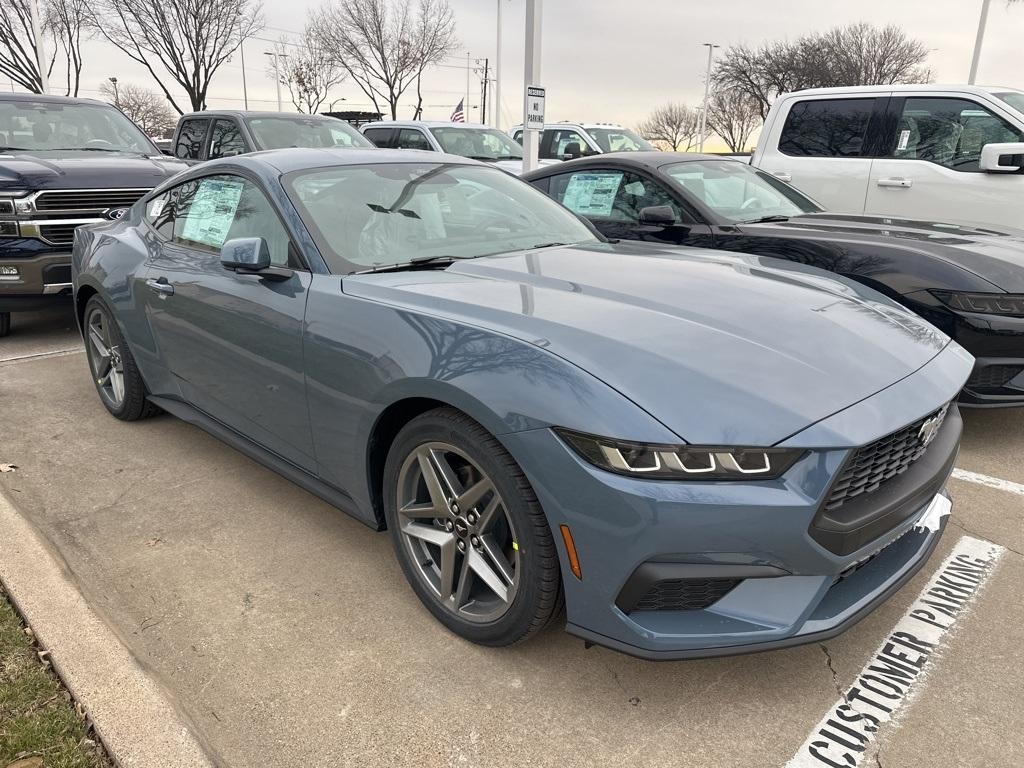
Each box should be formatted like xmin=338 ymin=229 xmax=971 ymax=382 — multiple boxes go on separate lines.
xmin=214 ymin=147 xmax=484 ymax=174
xmin=178 ymin=111 xmax=342 ymax=120
xmin=509 ymin=122 xmax=627 ymax=131
xmin=361 ymin=121 xmax=493 ymax=130
xmin=0 ymin=92 xmax=110 ymax=106
xmin=522 ymin=151 xmax=738 ymax=176
xmin=782 ymin=84 xmax=1020 ymax=98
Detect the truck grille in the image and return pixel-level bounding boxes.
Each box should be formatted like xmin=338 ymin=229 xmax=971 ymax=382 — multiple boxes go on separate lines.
xmin=632 ymin=578 xmax=739 ymax=611
xmin=824 ymin=405 xmax=949 ymax=513
xmin=38 ymin=223 xmax=82 ymax=245
xmin=34 ymin=189 xmax=148 ymax=212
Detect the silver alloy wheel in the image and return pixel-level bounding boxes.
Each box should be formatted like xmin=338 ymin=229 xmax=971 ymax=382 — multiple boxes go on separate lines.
xmin=396 ymin=442 xmax=521 ymax=623
xmin=86 ymin=305 xmax=126 ymax=409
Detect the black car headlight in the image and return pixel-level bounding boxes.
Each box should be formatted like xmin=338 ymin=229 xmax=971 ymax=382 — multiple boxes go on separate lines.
xmin=931 ymin=290 xmax=1024 ymax=318
xmin=555 ymin=428 xmax=805 ymax=480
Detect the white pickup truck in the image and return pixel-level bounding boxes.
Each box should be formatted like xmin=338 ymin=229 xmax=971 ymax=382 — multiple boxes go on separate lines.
xmin=752 ymin=85 xmax=1024 ymax=230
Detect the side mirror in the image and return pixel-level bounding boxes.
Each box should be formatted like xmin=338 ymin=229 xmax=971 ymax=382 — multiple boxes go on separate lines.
xmin=639 ymin=205 xmax=677 ymax=225
xmin=979 ymin=142 xmax=1024 ymax=173
xmin=220 ymin=237 xmax=270 ymax=271
xmin=560 ymin=142 xmax=584 ymax=160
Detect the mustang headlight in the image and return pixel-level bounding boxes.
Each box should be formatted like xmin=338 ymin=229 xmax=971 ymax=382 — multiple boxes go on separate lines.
xmin=555 ymin=428 xmax=804 ymax=480
xmin=931 ymin=290 xmax=1024 ymax=318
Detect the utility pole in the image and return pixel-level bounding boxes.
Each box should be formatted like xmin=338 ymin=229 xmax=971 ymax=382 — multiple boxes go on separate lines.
xmin=240 ymin=41 xmax=249 ymax=109
xmin=522 ymin=0 xmax=543 ymax=172
xmin=698 ymin=42 xmax=718 ymax=153
xmin=108 ymin=77 xmax=119 ymax=104
xmin=494 ymin=0 xmax=503 ymax=129
xmin=480 ymin=58 xmax=489 ymax=125
xmin=264 ymin=50 xmax=286 ymax=111
xmin=466 ymin=52 xmax=472 ymax=120
xmin=28 ymin=0 xmax=48 ymax=94
xmin=969 ymin=0 xmax=992 ymax=85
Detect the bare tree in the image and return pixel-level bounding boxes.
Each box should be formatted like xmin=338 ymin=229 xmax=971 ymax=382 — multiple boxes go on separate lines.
xmin=45 ymin=0 xmax=89 ymax=96
xmin=268 ymin=32 xmax=347 ymax=114
xmin=713 ymin=23 xmax=931 ymax=120
xmin=637 ymin=103 xmax=706 ymax=152
xmin=100 ymin=81 xmax=177 ymax=136
xmin=311 ymin=0 xmax=457 ymax=120
xmin=706 ymin=89 xmax=761 ymax=153
xmin=88 ymin=0 xmax=263 ymax=114
xmin=0 ymin=0 xmax=53 ymax=93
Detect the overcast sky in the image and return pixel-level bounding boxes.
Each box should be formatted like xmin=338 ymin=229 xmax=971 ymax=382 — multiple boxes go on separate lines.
xmin=16 ymin=0 xmax=1023 ymax=131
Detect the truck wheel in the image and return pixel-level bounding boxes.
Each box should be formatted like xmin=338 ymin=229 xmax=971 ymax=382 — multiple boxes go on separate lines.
xmin=0 ymin=312 xmax=9 ymax=337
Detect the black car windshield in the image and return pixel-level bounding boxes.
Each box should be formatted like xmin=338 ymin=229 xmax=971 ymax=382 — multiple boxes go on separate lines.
xmin=664 ymin=160 xmax=821 ymax=223
xmin=0 ymin=99 xmax=154 ymax=153
xmin=246 ymin=116 xmax=373 ymax=150
xmin=287 ymin=162 xmax=598 ymax=273
xmin=588 ymin=127 xmax=655 ymax=153
xmin=429 ymin=127 xmax=523 ymax=160
xmin=994 ymin=91 xmax=1024 ymax=116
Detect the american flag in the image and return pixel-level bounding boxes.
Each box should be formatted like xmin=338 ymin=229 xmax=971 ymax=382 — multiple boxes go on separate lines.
xmin=450 ymin=99 xmax=465 ymax=123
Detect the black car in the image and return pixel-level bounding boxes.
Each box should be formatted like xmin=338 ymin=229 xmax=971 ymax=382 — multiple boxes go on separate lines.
xmin=0 ymin=93 xmax=187 ymax=336
xmin=524 ymin=152 xmax=1024 ymax=407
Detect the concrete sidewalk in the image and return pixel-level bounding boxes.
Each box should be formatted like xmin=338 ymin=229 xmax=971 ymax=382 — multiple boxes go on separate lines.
xmin=2 ymin=346 xmax=1022 ymax=767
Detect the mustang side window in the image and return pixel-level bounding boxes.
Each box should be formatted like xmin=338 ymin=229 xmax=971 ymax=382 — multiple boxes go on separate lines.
xmin=143 ymin=190 xmax=175 ymax=239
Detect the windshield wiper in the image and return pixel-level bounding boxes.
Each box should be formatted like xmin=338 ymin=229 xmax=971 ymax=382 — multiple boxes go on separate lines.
xmin=0 ymin=146 xmax=28 ymax=151
xmin=529 ymin=242 xmax=568 ymax=249
xmin=49 ymin=146 xmax=139 ymax=153
xmin=353 ymin=255 xmax=459 ymax=275
xmin=741 ymin=215 xmax=791 ymax=224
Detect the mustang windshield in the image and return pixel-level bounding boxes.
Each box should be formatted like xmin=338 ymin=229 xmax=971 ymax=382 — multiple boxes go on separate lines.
xmin=429 ymin=127 xmax=524 ymax=160
xmin=246 ymin=116 xmax=373 ymax=150
xmin=287 ymin=162 xmax=598 ymax=273
xmin=0 ymin=100 xmax=154 ymax=153
xmin=664 ymin=160 xmax=821 ymax=223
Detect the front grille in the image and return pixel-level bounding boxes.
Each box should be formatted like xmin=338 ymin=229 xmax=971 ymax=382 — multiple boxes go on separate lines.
xmin=967 ymin=364 xmax=1023 ymax=391
xmin=825 ymin=405 xmax=949 ymax=513
xmin=38 ymin=223 xmax=82 ymax=245
xmin=632 ymin=578 xmax=739 ymax=611
xmin=34 ymin=189 xmax=147 ymax=211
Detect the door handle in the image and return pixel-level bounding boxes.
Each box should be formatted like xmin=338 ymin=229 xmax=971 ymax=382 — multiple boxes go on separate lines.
xmin=877 ymin=177 xmax=913 ymax=188
xmin=145 ymin=277 xmax=174 ymax=297
xmin=772 ymin=172 xmax=793 ymax=182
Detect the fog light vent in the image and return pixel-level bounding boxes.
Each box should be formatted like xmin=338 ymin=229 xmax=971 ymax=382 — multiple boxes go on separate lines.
xmin=633 ymin=578 xmax=740 ymax=611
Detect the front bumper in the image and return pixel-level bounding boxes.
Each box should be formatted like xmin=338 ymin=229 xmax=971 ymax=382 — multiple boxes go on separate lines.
xmin=0 ymin=246 xmax=73 ymax=312
xmin=500 ymin=344 xmax=970 ymax=659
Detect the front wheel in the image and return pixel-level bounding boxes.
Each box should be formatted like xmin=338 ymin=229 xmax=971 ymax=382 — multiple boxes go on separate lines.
xmin=83 ymin=296 xmax=158 ymax=421
xmin=383 ymin=408 xmax=563 ymax=646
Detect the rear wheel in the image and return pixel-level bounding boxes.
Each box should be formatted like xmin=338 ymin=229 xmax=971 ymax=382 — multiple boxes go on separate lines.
xmin=383 ymin=407 xmax=562 ymax=646
xmin=0 ymin=312 xmax=9 ymax=338
xmin=84 ymin=296 xmax=157 ymax=421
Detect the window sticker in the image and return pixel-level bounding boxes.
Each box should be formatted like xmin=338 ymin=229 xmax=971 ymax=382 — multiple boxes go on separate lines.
xmin=561 ymin=172 xmax=623 ymax=217
xmin=179 ymin=178 xmax=244 ymax=248
xmin=147 ymin=196 xmax=166 ymax=219
xmin=897 ymin=129 xmax=911 ymax=151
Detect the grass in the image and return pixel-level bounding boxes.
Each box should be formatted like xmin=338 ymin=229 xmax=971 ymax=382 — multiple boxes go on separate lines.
xmin=0 ymin=590 xmax=112 ymax=768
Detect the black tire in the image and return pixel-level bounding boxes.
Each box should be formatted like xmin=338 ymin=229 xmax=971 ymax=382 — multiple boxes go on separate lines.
xmin=0 ymin=312 xmax=9 ymax=338
xmin=383 ymin=407 xmax=563 ymax=646
xmin=83 ymin=296 xmax=159 ymax=421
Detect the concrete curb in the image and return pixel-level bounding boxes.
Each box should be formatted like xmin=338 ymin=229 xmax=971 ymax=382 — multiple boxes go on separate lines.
xmin=0 ymin=489 xmax=218 ymax=768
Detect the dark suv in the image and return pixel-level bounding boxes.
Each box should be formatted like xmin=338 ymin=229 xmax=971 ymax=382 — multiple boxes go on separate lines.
xmin=170 ymin=111 xmax=372 ymax=162
xmin=0 ymin=93 xmax=187 ymax=336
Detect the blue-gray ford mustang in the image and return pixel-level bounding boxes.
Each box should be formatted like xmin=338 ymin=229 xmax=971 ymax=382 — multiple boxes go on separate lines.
xmin=71 ymin=148 xmax=973 ymax=659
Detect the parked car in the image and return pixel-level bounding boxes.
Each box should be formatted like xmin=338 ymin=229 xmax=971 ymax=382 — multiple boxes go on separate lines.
xmin=524 ymin=152 xmax=1024 ymax=406
xmin=73 ymin=148 xmax=971 ymax=659
xmin=752 ymin=85 xmax=1024 ymax=230
xmin=0 ymin=93 xmax=187 ymax=337
xmin=171 ymin=111 xmax=372 ymax=163
xmin=509 ymin=122 xmax=656 ymax=160
xmin=360 ymin=120 xmax=555 ymax=175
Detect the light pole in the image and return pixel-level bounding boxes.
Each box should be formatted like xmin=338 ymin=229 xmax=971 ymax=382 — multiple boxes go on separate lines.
xmin=108 ymin=77 xmax=119 ymax=104
xmin=521 ymin=0 xmax=543 ymax=172
xmin=240 ymin=41 xmax=249 ymax=109
xmin=264 ymin=50 xmax=287 ymax=111
xmin=698 ymin=42 xmax=719 ymax=153
xmin=28 ymin=0 xmax=48 ymax=94
xmin=969 ymin=0 xmax=993 ymax=85
xmin=494 ymin=0 xmax=504 ymax=129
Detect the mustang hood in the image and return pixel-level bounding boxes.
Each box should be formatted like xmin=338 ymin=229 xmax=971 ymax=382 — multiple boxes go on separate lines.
xmin=345 ymin=242 xmax=953 ymax=445
xmin=0 ymin=149 xmax=187 ymax=193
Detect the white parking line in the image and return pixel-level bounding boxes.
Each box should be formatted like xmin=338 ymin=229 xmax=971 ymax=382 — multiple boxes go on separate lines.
xmin=785 ymin=535 xmax=1004 ymax=768
xmin=0 ymin=346 xmax=83 ymax=365
xmin=951 ymin=468 xmax=1024 ymax=497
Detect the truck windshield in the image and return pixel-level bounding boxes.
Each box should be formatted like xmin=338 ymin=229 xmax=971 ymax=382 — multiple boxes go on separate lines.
xmin=0 ymin=100 xmax=154 ymax=153
xmin=994 ymin=91 xmax=1024 ymax=116
xmin=428 ymin=127 xmax=523 ymax=160
xmin=246 ymin=116 xmax=373 ymax=150
xmin=665 ymin=160 xmax=821 ymax=223
xmin=587 ymin=128 xmax=655 ymax=152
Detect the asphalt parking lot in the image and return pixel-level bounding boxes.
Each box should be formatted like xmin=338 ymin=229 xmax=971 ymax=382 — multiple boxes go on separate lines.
xmin=1 ymin=305 xmax=1022 ymax=768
